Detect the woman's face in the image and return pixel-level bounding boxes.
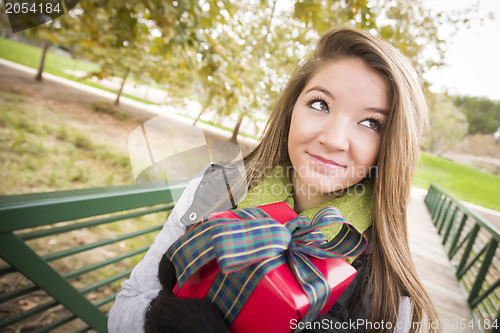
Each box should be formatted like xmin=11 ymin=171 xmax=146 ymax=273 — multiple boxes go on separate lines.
xmin=288 ymin=58 xmax=389 ymax=204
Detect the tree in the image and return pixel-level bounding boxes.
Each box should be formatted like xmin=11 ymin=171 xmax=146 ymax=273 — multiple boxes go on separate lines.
xmin=34 ymin=20 xmax=54 ymax=81
xmin=423 ymin=93 xmax=468 ymax=154
xmin=21 ymin=0 xmax=483 ymax=142
xmin=198 ymin=0 xmax=475 ymax=141
xmin=0 ymin=1 xmax=13 ymax=38
xmin=57 ymin=1 xmax=153 ymax=104
xmin=26 ymin=0 xmax=234 ymax=104
xmin=21 ymin=16 xmax=57 ymax=81
xmin=453 ymin=95 xmax=500 ymax=135
xmin=190 ymin=0 xmax=310 ymax=141
xmin=290 ymin=0 xmax=479 ymax=76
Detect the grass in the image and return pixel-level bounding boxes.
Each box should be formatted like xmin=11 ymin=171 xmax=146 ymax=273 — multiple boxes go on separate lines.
xmin=414 ymin=152 xmax=500 ymax=211
xmin=90 ymin=101 xmax=129 ymax=121
xmin=0 ymin=88 xmax=168 ymax=327
xmin=0 ymin=37 xmax=159 ymax=105
xmin=0 ymin=90 xmax=133 ymax=193
xmin=0 ymin=37 xmax=98 ymax=76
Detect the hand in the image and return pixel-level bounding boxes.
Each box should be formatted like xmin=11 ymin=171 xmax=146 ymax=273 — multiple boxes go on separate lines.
xmin=145 ymin=255 xmax=229 ymax=333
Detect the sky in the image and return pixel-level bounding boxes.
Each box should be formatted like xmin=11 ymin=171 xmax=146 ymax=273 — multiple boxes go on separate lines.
xmin=423 ymin=0 xmax=500 ymax=101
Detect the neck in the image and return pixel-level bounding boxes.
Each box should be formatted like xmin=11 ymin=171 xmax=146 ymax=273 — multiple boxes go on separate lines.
xmin=291 ymin=172 xmax=338 ymax=213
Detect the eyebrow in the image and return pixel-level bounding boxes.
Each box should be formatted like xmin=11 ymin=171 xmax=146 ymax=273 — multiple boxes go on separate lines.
xmin=305 ymin=86 xmax=334 ymax=99
xmin=304 ymin=86 xmax=389 ymax=116
xmin=365 ymin=107 xmax=389 ymax=116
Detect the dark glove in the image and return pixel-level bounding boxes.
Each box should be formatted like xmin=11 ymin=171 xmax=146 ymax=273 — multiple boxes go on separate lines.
xmin=145 ymin=254 xmax=230 ymax=333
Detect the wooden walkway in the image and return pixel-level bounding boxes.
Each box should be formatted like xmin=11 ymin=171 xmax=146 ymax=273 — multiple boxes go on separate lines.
xmin=408 ymin=189 xmax=475 ymax=332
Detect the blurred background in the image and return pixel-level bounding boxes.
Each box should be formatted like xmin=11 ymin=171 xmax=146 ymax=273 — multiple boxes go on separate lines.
xmin=0 ymin=0 xmax=499 ymax=201
xmin=0 ymin=0 xmax=499 ymax=332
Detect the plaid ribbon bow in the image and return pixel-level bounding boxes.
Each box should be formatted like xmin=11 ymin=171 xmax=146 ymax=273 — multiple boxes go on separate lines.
xmin=166 ymin=205 xmax=367 ymax=330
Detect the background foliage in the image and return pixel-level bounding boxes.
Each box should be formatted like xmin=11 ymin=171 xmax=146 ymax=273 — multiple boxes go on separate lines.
xmin=453 ymin=95 xmax=500 ymax=135
xmin=1 ymin=0 xmax=481 ymax=136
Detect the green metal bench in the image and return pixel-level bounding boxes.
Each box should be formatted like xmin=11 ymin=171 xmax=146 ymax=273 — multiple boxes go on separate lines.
xmin=425 ymin=183 xmax=499 ymax=333
xmin=0 ymin=182 xmax=186 ymax=333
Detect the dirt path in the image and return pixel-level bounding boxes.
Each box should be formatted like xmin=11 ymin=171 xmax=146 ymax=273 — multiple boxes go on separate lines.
xmin=0 ymin=61 xmax=257 ymax=157
xmin=0 ymin=61 xmax=157 ymax=122
xmin=442 ymin=152 xmax=500 ymax=176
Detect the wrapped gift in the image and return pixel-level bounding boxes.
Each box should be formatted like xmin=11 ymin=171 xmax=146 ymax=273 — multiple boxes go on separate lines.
xmin=166 ymin=201 xmax=367 ymax=333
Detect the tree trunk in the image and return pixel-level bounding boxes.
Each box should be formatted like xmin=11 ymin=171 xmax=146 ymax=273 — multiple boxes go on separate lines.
xmin=193 ymin=104 xmax=208 ymax=125
xmin=35 ymin=39 xmax=50 ymax=81
xmin=194 ymin=91 xmax=214 ymax=125
xmin=230 ymin=113 xmax=245 ymax=143
xmin=115 ymin=67 xmax=130 ymax=106
xmin=35 ymin=20 xmax=54 ymax=82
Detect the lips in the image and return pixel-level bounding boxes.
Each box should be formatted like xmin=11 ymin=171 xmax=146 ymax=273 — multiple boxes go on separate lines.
xmin=308 ymin=153 xmax=346 ymax=169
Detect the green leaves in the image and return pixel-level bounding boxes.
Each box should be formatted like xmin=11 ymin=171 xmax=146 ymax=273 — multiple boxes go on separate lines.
xmin=453 ymin=95 xmax=500 ymax=135
xmin=424 ymin=93 xmax=468 ymax=154
xmin=27 ymin=0 xmax=481 ymax=139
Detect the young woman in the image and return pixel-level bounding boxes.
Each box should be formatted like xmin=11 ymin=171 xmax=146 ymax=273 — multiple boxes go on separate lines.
xmin=109 ymin=27 xmax=438 ymax=333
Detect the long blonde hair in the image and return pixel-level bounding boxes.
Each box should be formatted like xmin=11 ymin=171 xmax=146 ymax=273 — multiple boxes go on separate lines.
xmin=244 ymin=28 xmax=438 ymax=332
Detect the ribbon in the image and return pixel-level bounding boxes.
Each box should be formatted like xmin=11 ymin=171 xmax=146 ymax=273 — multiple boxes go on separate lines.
xmin=166 ymin=205 xmax=367 ymax=330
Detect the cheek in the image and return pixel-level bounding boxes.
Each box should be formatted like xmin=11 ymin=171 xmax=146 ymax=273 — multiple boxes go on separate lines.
xmin=351 ymin=137 xmax=381 ymax=169
xmin=288 ymin=110 xmax=302 ymax=146
xmin=289 ymin=109 xmax=315 ymax=145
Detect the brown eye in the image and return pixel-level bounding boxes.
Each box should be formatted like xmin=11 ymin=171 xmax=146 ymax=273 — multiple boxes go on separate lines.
xmin=359 ymin=118 xmax=383 ymax=132
xmin=309 ymin=100 xmax=329 ymax=112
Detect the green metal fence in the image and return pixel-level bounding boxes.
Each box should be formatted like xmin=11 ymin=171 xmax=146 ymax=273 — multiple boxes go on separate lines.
xmin=2 ymin=182 xmax=499 ymax=332
xmin=0 ymin=182 xmax=185 ymax=333
xmin=425 ymin=183 xmax=500 ymax=333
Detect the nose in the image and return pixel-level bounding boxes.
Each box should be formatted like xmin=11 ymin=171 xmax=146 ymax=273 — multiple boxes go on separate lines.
xmin=317 ymin=113 xmax=350 ymax=151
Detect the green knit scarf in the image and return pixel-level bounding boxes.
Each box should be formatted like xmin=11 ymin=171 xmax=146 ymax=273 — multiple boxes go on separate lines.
xmin=237 ymin=162 xmax=373 ymax=242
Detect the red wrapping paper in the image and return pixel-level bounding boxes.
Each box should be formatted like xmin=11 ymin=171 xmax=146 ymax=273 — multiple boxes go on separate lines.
xmin=173 ymin=201 xmax=357 ymax=333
